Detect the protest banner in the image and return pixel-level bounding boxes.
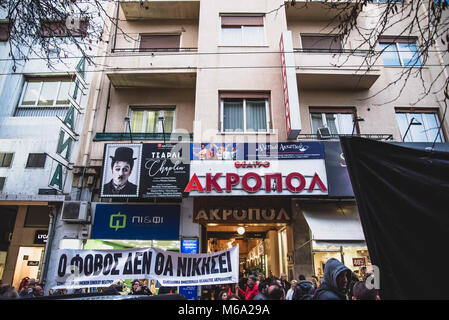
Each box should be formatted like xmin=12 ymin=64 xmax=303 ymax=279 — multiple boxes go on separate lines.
xmin=54 ymin=246 xmax=239 ymax=289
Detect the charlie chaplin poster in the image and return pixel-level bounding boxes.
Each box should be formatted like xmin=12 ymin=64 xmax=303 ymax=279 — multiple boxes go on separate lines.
xmin=101 ymin=144 xmax=142 ymax=197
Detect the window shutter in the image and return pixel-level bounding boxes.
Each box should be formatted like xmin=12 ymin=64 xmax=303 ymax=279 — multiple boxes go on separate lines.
xmin=139 ymin=35 xmax=180 ymax=51
xmin=221 ymin=16 xmax=264 ymax=27
xmin=301 ymin=35 xmax=342 ymax=50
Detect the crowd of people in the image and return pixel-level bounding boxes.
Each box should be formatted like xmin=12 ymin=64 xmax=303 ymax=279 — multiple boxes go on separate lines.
xmin=0 ymin=259 xmax=378 ymax=300
xmin=201 ymin=258 xmax=379 ymax=300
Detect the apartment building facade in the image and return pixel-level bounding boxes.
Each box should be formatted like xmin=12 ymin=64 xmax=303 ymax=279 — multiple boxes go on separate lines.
xmin=0 ymin=9 xmax=95 ymax=290
xmin=40 ymin=0 xmax=449 ymax=295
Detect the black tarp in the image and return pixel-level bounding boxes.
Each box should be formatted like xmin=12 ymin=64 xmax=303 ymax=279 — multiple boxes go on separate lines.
xmin=340 ymin=137 xmax=449 ymax=300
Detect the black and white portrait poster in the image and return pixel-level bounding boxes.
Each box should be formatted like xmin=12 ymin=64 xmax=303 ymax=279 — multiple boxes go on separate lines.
xmin=101 ymin=144 xmax=142 ymax=197
xmin=139 ymin=143 xmax=190 ymax=198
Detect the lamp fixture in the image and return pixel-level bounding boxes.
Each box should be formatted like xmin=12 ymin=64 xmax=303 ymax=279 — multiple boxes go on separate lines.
xmin=237 ymin=227 xmax=245 ymax=235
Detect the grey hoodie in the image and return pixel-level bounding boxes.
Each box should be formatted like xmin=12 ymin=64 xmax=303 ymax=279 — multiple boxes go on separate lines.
xmin=314 ymin=258 xmax=350 ymax=300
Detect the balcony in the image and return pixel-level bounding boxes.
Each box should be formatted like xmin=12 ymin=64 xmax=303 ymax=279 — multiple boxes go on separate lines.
xmin=294 ymin=49 xmax=381 ymax=90
xmin=285 ymin=0 xmax=362 ymax=21
xmin=120 ymin=0 xmax=200 ymax=20
xmin=105 ymin=49 xmax=198 ymax=88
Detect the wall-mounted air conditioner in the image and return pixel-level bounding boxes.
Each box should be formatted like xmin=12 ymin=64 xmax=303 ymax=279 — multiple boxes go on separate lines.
xmin=61 ymin=201 xmax=90 ymax=223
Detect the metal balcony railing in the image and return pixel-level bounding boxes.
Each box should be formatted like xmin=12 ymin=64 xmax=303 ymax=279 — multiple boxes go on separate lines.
xmin=111 ymin=47 xmax=198 ymax=54
xmin=294 ymin=48 xmax=375 ymax=55
xmin=297 ymin=134 xmax=394 ymax=141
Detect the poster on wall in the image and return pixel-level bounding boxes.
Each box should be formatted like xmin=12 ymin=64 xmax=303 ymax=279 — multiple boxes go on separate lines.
xmin=101 ymin=144 xmax=142 ymax=197
xmin=100 ymin=143 xmax=190 ymax=198
xmin=53 ymin=246 xmax=239 ymax=289
xmin=140 ymin=143 xmax=190 ymax=198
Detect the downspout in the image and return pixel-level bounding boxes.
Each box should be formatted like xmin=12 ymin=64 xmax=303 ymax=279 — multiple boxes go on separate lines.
xmin=39 ymin=205 xmax=57 ymax=291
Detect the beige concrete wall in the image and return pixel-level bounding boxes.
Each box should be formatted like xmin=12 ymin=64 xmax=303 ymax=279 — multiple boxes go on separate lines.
xmin=194 ymin=0 xmax=288 ymax=142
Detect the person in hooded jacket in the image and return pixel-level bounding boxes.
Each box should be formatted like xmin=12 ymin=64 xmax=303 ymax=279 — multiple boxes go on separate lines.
xmin=313 ymin=258 xmax=351 ymax=300
xmin=297 ymin=275 xmax=315 ymax=300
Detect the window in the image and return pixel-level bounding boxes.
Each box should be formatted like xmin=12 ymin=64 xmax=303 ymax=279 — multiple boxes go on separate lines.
xmin=0 ymin=153 xmax=13 ymax=168
xmin=24 ymin=206 xmax=50 ymax=227
xmin=396 ymin=110 xmax=444 ymax=142
xmin=40 ymin=20 xmax=89 ymax=38
xmin=220 ymin=15 xmax=265 ymax=46
xmin=220 ymin=94 xmax=270 ymax=133
xmin=139 ymin=34 xmax=180 ymax=52
xmin=0 ymin=177 xmax=5 ymax=192
xmin=15 ymin=78 xmax=74 ymax=117
xmin=129 ymin=108 xmax=175 ymax=134
xmin=301 ymin=35 xmax=342 ymax=52
xmin=26 ymin=153 xmax=47 ymax=168
xmin=379 ymin=38 xmax=421 ymax=67
xmin=310 ymin=108 xmax=355 ymax=135
xmin=0 ymin=20 xmax=11 ymax=42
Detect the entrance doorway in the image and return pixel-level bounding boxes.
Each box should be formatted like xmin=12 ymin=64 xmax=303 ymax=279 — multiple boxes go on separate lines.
xmin=12 ymin=247 xmax=44 ymax=290
xmin=205 ymin=223 xmax=289 ymax=280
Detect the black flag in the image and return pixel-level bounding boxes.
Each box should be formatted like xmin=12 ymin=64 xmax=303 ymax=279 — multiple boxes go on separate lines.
xmin=340 ymin=137 xmax=449 ymax=299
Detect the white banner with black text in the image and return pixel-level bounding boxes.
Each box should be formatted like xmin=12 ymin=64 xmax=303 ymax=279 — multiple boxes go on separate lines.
xmin=54 ymin=246 xmax=239 ymax=289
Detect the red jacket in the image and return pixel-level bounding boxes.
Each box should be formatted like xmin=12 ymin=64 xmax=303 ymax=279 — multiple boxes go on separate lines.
xmin=238 ymin=284 xmax=259 ymax=300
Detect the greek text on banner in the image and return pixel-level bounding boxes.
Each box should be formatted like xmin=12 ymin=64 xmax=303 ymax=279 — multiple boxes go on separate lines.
xmin=54 ymin=246 xmax=239 ymax=289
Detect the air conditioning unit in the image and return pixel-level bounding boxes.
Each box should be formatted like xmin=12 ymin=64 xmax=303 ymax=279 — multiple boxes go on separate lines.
xmin=61 ymin=201 xmax=90 ymax=223
xmin=317 ymin=127 xmax=332 ymax=139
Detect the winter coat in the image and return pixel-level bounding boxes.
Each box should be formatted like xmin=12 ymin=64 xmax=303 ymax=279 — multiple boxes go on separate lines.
xmin=253 ymin=292 xmax=267 ymax=300
xmin=238 ymin=283 xmax=259 ymax=300
xmin=313 ymin=258 xmax=350 ymax=300
xmin=297 ymin=280 xmax=315 ymax=300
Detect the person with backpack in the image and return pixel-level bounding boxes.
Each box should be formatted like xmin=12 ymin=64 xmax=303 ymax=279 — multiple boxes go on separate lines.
xmin=296 ymin=275 xmax=315 ymax=300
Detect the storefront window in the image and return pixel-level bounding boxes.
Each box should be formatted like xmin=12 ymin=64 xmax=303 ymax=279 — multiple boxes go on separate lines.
xmin=24 ymin=206 xmax=49 ymax=227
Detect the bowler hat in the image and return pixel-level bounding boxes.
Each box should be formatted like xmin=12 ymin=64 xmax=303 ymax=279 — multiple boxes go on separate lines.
xmin=110 ymin=147 xmax=136 ymax=163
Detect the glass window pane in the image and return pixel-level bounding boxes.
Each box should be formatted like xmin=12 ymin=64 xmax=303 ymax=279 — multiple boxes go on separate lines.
xmin=145 ymin=111 xmax=158 ymax=133
xmin=325 ymin=113 xmax=339 ymax=134
xmin=398 ymin=43 xmax=421 ymax=67
xmin=311 ymin=113 xmax=324 ymax=134
xmin=56 ymin=81 xmax=72 ymax=105
xmin=337 ymin=113 xmax=354 ymax=134
xmin=396 ymin=113 xmax=410 ymax=141
xmin=21 ymin=82 xmax=41 ymax=105
xmin=130 ymin=110 xmax=144 ymax=133
xmin=221 ymin=27 xmax=242 ymax=46
xmin=38 ymin=82 xmax=57 ymax=106
xmin=223 ymin=99 xmax=244 ymax=132
xmin=380 ymin=43 xmax=401 ymax=66
xmin=243 ymin=26 xmax=264 ymax=46
xmin=423 ymin=113 xmax=444 ymax=143
xmin=163 ymin=110 xmax=174 ymax=133
xmin=246 ymin=100 xmax=267 ymax=132
xmin=409 ymin=114 xmax=428 ymax=142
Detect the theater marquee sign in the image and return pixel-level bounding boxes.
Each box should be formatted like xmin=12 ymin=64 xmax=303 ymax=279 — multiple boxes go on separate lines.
xmin=193 ymin=198 xmax=291 ymax=224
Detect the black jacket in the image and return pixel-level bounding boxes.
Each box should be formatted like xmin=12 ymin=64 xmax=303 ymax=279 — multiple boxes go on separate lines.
xmin=296 ymin=280 xmax=315 ymax=300
xmin=313 ymin=258 xmax=350 ymax=300
xmin=103 ymin=180 xmax=137 ymax=195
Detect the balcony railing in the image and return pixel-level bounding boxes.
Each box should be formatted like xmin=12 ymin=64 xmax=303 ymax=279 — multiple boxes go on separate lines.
xmin=294 ymin=48 xmax=375 ymax=55
xmin=297 ymin=134 xmax=394 ymax=141
xmin=93 ymin=132 xmax=193 ymax=142
xmin=111 ymin=47 xmax=199 ymax=54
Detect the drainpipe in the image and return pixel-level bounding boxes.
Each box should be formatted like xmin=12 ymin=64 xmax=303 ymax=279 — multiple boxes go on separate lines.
xmin=39 ymin=205 xmax=57 ymax=291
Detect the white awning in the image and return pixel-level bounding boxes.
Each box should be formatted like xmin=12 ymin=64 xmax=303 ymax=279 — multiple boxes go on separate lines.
xmin=300 ymin=203 xmax=366 ymax=241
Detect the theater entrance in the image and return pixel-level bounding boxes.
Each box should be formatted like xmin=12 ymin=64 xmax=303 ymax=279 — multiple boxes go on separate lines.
xmin=205 ymin=223 xmax=291 ymax=280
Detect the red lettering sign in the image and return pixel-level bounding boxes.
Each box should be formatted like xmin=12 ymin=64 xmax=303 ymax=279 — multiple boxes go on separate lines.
xmin=184 ymin=172 xmax=328 ymax=194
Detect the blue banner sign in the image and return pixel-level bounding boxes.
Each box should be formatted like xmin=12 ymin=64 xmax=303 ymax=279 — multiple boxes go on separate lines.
xmin=92 ymin=204 xmax=180 ymax=240
xmin=179 ymin=239 xmax=199 ymax=300
xmin=191 ymin=142 xmax=324 ymax=160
